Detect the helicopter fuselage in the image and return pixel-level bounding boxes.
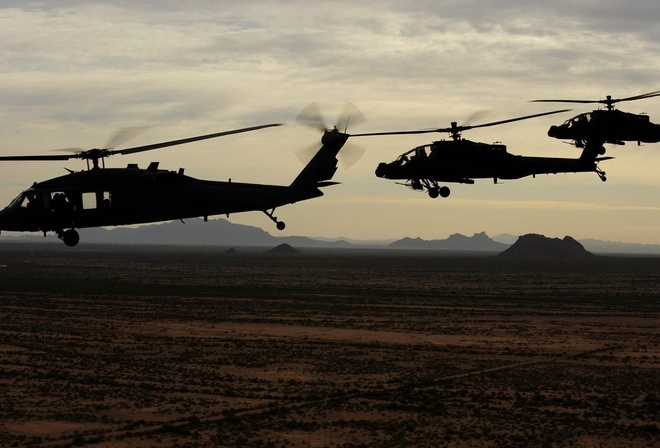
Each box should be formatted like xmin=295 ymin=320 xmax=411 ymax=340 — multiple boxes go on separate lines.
xmin=547 ymin=109 xmax=660 ymax=145
xmin=375 ymin=139 xmax=608 ymax=197
xmin=0 ymin=164 xmax=323 ymax=234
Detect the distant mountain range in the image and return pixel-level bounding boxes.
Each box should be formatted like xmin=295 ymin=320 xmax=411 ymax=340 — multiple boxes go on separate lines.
xmin=4 ymin=218 xmax=660 ymax=255
xmin=388 ymin=232 xmax=508 ymax=252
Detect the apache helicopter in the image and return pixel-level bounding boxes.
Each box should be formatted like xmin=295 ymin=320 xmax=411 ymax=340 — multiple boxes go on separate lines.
xmin=531 ymin=90 xmax=660 ymax=157
xmin=352 ymin=111 xmax=612 ymax=198
xmin=0 ymin=119 xmax=354 ymax=247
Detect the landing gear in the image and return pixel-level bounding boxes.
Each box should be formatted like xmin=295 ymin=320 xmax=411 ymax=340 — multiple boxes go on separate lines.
xmin=57 ymin=229 xmax=80 ymax=247
xmin=596 ymin=166 xmax=607 ymax=182
xmin=263 ymin=208 xmax=286 ymax=230
xmin=412 ymin=179 xmax=451 ymax=199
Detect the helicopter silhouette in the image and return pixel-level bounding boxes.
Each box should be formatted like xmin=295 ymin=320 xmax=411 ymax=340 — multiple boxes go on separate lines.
xmin=531 ymin=90 xmax=660 ymax=157
xmin=0 ymin=119 xmax=354 ymax=247
xmin=352 ymin=110 xmax=612 ymax=198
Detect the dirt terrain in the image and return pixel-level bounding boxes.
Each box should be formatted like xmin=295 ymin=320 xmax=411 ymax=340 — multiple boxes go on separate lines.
xmin=0 ymin=243 xmax=658 ymax=447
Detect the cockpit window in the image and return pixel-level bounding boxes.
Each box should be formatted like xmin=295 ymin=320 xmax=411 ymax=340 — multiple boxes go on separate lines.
xmin=7 ymin=192 xmax=28 ymax=209
xmin=564 ymin=113 xmax=591 ymax=128
xmin=397 ymin=145 xmax=432 ymax=165
xmin=8 ymin=190 xmax=44 ymax=210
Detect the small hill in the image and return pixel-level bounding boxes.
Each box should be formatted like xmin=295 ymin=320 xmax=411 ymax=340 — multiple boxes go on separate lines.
xmin=498 ymin=234 xmax=595 ymax=260
xmin=225 ymin=248 xmax=239 ymax=254
xmin=265 ymin=243 xmax=302 ymax=255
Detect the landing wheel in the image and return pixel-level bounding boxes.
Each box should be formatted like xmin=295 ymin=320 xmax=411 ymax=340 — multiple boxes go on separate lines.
xmin=439 ymin=186 xmax=451 ymax=198
xmin=601 ymin=176 xmax=607 ymax=182
xmin=263 ymin=209 xmax=286 ymax=230
xmin=428 ymin=188 xmax=439 ymax=199
xmin=60 ymin=229 xmax=80 ymax=247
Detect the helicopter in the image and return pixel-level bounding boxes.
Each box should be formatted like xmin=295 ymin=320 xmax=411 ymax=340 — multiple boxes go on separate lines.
xmin=351 ymin=111 xmax=612 ymax=198
xmin=0 ymin=120 xmax=354 ymax=247
xmin=531 ymin=90 xmax=660 ymax=157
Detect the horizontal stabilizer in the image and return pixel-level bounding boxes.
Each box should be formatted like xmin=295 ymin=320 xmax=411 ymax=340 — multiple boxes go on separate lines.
xmin=316 ymin=181 xmax=341 ymax=187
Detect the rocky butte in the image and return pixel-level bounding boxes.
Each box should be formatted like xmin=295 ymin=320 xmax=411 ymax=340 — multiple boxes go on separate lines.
xmin=497 ymin=234 xmax=596 ymax=260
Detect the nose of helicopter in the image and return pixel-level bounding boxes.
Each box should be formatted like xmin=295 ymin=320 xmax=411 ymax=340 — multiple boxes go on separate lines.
xmin=547 ymin=125 xmax=559 ymax=137
xmin=0 ymin=208 xmax=8 ymax=231
xmin=375 ymin=162 xmax=388 ymax=178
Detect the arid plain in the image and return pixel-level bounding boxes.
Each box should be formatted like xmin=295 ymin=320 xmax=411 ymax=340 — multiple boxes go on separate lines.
xmin=0 ymin=243 xmax=658 ymax=447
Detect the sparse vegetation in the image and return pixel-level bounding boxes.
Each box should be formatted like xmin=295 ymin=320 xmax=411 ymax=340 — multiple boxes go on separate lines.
xmin=0 ymin=243 xmax=658 ymax=447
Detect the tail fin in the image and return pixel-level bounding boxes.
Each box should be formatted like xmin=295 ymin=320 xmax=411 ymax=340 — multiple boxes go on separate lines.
xmin=290 ymin=128 xmax=349 ymax=189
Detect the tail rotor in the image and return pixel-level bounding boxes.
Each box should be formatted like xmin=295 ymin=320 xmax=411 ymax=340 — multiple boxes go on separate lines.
xmin=295 ymin=102 xmax=367 ymax=168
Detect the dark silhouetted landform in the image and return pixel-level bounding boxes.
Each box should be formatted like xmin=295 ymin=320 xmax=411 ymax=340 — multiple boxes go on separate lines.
xmin=225 ymin=248 xmax=239 ymax=254
xmin=3 ymin=218 xmax=660 ymax=254
xmin=498 ymin=234 xmax=595 ymax=259
xmin=389 ymin=231 xmax=508 ymax=252
xmin=75 ymin=218 xmax=344 ymax=248
xmin=265 ymin=243 xmax=302 ymax=255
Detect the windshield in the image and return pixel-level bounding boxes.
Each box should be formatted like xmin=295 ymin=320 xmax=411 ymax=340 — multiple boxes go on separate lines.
xmin=7 ymin=191 xmax=29 ymax=210
xmin=396 ymin=145 xmax=432 ymax=164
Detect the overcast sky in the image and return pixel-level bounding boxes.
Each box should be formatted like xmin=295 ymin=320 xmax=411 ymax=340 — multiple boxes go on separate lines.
xmin=1 ymin=1 xmax=660 ymax=243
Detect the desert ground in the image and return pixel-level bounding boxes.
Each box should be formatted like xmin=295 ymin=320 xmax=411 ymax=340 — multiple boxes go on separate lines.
xmin=0 ymin=243 xmax=658 ymax=447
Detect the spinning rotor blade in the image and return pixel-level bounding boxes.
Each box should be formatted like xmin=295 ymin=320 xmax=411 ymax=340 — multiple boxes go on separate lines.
xmin=295 ymin=142 xmax=319 ymax=164
xmin=461 ymin=110 xmax=492 ymax=127
xmin=296 ymin=103 xmax=327 ymax=131
xmin=295 ymin=141 xmax=366 ymax=169
xmin=336 ymin=102 xmax=366 ymax=133
xmin=105 ymin=126 xmax=153 ymax=149
xmin=295 ymin=102 xmax=367 ymax=169
xmin=339 ymin=143 xmax=366 ymax=169
xmin=296 ymin=102 xmax=367 ymax=133
xmin=351 ymin=109 xmax=570 ymax=137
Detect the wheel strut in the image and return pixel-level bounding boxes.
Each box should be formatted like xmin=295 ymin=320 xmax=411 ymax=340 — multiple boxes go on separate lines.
xmin=263 ymin=209 xmax=286 ymax=230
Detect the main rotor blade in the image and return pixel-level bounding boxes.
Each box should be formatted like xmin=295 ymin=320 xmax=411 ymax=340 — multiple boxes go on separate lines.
xmin=0 ymin=154 xmax=73 ymax=161
xmin=460 ymin=109 xmax=571 ymax=132
xmin=532 ymin=90 xmax=660 ymax=105
xmin=531 ymin=99 xmax=599 ymax=104
xmin=615 ymin=90 xmax=660 ymax=103
xmin=351 ymin=129 xmax=437 ymax=137
xmin=116 ymin=123 xmax=283 ymax=155
xmin=351 ymin=109 xmax=571 ymax=137
xmin=51 ymin=147 xmax=87 ymax=153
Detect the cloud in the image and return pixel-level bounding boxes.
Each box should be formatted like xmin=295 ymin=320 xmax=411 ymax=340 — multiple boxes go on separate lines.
xmin=1 ymin=1 xmax=659 ymax=243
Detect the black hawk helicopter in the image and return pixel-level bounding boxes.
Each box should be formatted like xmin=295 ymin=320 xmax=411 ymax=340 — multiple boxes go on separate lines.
xmin=352 ymin=110 xmax=612 ymax=198
xmin=0 ymin=119 xmax=354 ymax=247
xmin=531 ymin=90 xmax=660 ymax=157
